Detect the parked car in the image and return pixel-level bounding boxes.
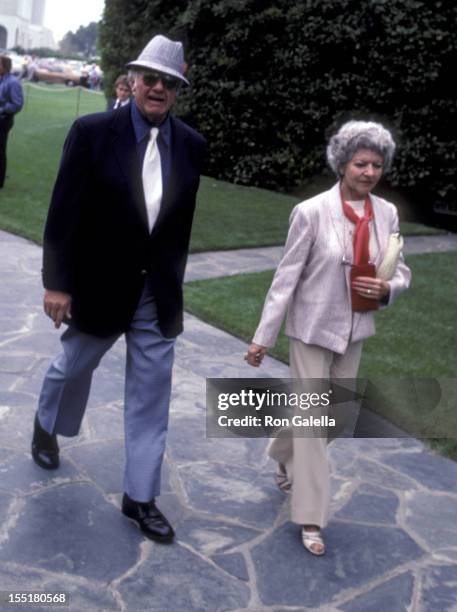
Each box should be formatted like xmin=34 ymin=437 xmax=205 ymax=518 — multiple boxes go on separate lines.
xmin=33 ymin=63 xmax=81 ymax=86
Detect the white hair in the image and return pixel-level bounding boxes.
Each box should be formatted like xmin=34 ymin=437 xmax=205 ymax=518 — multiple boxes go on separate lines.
xmin=326 ymin=120 xmax=396 ymax=175
xmin=127 ymin=69 xmax=139 ymax=83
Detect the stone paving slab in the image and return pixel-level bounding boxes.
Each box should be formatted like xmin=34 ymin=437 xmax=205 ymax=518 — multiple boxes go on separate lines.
xmin=1 ymin=230 xmax=457 ymax=611
xmin=251 ymin=522 xmax=423 ymax=608
xmin=339 ymin=572 xmax=415 ymax=612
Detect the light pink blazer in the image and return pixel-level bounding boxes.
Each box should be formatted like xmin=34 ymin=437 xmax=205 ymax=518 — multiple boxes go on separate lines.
xmin=252 ymin=183 xmax=412 ymax=354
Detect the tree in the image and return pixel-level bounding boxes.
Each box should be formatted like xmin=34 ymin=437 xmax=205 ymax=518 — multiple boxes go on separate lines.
xmin=59 ymin=22 xmax=99 ymax=57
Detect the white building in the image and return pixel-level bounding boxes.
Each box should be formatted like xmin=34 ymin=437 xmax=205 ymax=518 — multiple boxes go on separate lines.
xmin=0 ymin=0 xmax=56 ymax=50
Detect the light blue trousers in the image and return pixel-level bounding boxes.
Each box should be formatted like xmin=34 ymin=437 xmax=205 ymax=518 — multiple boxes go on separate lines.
xmin=37 ymin=281 xmax=175 ymax=502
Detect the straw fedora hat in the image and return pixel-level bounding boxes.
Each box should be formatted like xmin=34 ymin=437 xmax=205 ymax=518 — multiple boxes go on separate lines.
xmin=126 ymin=35 xmax=189 ymax=86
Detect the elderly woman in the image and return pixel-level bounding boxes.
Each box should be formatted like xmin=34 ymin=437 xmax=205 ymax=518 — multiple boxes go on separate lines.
xmin=246 ymin=120 xmax=411 ymax=555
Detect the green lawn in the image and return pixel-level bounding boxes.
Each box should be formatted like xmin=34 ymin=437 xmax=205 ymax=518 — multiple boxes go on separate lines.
xmin=1 ymin=83 xmax=106 ymax=242
xmin=1 ymin=83 xmax=444 ymax=249
xmin=184 ymin=251 xmax=457 ymax=457
xmin=190 ymin=178 xmax=296 ymax=251
xmin=191 ymin=181 xmax=443 ymax=252
xmin=184 ymin=251 xmax=456 ymax=374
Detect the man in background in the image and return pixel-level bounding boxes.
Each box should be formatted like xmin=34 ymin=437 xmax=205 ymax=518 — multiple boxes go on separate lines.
xmin=107 ymin=74 xmax=132 ymax=110
xmin=0 ymin=55 xmax=24 ymax=189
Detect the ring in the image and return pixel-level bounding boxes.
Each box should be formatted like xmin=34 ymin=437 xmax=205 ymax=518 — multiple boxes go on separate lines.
xmin=367 ymin=289 xmax=372 ymax=294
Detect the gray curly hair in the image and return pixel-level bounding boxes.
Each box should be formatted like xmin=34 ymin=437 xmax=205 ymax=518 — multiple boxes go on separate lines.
xmin=326 ymin=120 xmax=396 ymax=176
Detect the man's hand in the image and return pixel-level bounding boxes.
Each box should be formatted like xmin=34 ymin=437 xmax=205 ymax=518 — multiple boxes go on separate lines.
xmin=43 ymin=290 xmax=72 ymax=329
xmin=244 ymin=343 xmax=268 ymax=367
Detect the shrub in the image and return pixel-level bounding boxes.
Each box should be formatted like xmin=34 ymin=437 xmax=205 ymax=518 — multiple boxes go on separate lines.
xmin=100 ymin=0 xmax=457 ymax=206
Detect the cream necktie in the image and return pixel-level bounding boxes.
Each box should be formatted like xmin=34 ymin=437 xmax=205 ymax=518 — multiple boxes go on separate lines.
xmin=142 ymin=127 xmax=163 ymax=233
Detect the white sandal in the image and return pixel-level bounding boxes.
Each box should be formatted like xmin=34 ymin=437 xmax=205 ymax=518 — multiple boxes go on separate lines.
xmin=301 ymin=526 xmax=325 ymax=556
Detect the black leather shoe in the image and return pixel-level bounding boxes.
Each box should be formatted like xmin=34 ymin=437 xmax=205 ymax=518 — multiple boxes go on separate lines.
xmin=122 ymin=493 xmax=175 ymax=543
xmin=31 ymin=414 xmax=59 ymax=470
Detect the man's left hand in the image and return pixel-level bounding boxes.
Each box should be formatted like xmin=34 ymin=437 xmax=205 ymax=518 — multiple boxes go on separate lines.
xmin=43 ymin=290 xmax=72 ymax=329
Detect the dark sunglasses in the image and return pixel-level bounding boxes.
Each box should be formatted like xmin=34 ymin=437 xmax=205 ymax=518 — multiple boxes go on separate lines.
xmin=140 ymin=71 xmax=180 ymax=90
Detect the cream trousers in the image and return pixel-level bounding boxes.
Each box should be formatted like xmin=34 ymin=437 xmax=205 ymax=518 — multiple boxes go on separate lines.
xmin=268 ymin=338 xmax=363 ymax=527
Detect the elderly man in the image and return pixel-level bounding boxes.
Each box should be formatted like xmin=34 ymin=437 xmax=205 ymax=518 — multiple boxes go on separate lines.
xmin=31 ymin=35 xmax=206 ymax=542
xmin=0 ymin=55 xmax=24 ymax=188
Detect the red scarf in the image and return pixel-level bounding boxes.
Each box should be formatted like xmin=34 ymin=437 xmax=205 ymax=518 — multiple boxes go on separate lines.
xmin=342 ymin=194 xmax=373 ymax=265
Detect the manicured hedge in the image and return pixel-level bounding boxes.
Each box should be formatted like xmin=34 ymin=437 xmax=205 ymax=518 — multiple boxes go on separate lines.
xmin=100 ymin=1 xmax=456 ymax=207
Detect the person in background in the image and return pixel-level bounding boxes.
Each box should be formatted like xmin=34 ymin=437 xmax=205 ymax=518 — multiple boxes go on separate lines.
xmin=79 ymin=69 xmax=89 ymax=89
xmin=107 ymin=74 xmax=132 ymax=110
xmin=20 ymin=56 xmax=29 ymax=80
xmin=88 ymin=63 xmax=102 ymax=90
xmin=245 ymin=120 xmax=411 ymax=556
xmin=26 ymin=56 xmax=38 ymax=81
xmin=31 ymin=35 xmax=206 ymax=544
xmin=0 ymin=55 xmax=24 ymax=189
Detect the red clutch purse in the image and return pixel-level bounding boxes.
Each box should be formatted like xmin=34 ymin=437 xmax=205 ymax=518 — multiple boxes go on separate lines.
xmin=350 ymin=263 xmax=379 ymax=312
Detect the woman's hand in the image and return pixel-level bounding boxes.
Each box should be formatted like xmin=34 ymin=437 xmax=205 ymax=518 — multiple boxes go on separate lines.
xmin=244 ymin=343 xmax=268 ymax=367
xmin=351 ymin=276 xmax=390 ymax=300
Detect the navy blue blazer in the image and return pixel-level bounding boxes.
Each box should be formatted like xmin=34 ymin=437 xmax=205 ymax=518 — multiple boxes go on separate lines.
xmin=42 ymin=104 xmax=206 ymax=338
